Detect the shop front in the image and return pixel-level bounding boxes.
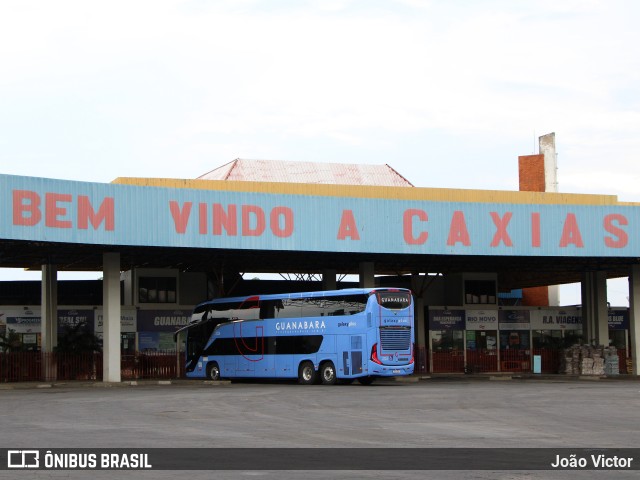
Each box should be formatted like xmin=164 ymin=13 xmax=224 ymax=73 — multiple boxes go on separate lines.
xmin=530 ymin=308 xmax=582 ymax=373
xmin=608 ymin=309 xmax=630 ymax=373
xmin=428 ymin=308 xmax=465 ymax=373
xmin=95 ymin=308 xmax=137 ymax=354
xmin=136 ymin=309 xmax=191 ymax=352
xmin=465 ymin=309 xmax=498 ymax=372
xmin=498 ymin=309 xmax=531 ymax=372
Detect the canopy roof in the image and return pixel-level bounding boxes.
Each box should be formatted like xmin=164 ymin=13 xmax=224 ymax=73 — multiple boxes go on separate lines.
xmin=197 ymin=159 xmax=414 ymax=187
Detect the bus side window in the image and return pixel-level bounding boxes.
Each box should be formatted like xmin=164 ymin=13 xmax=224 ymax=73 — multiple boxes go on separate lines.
xmin=260 ymin=300 xmax=276 ymax=319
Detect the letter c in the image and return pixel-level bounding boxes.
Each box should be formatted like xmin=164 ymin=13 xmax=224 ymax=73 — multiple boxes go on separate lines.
xmin=403 ymin=209 xmax=428 ymax=245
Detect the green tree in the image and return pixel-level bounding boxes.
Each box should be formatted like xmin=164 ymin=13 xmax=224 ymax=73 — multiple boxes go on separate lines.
xmin=54 ymin=322 xmax=102 ymax=354
xmin=0 ymin=328 xmax=26 ymax=352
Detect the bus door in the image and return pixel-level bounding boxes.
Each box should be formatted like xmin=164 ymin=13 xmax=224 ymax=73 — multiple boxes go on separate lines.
xmin=232 ymin=321 xmax=265 ymax=377
xmin=348 ymin=335 xmax=364 ymax=376
xmin=274 ymin=338 xmax=293 ymax=377
xmin=337 ymin=335 xmax=363 ymax=377
xmin=256 ymin=334 xmax=276 ymax=377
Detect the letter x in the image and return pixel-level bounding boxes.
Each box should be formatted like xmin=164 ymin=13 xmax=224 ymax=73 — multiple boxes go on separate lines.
xmin=490 ymin=212 xmax=513 ymax=247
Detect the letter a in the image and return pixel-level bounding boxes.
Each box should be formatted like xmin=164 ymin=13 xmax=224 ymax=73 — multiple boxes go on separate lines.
xmin=560 ymin=213 xmax=584 ymax=248
xmin=447 ymin=211 xmax=471 ymax=246
xmin=337 ymin=210 xmax=360 ymax=240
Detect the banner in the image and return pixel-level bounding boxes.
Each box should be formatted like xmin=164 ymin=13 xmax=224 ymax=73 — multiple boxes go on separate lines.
xmin=1 ymin=448 xmax=637 ymax=471
xmin=428 ymin=309 xmax=465 ymax=330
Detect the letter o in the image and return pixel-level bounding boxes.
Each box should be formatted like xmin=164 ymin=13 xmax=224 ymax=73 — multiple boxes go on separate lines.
xmin=270 ymin=207 xmax=294 ymax=237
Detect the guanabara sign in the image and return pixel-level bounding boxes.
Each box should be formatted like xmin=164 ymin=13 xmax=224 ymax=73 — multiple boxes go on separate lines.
xmin=1 ymin=173 xmax=637 ymax=257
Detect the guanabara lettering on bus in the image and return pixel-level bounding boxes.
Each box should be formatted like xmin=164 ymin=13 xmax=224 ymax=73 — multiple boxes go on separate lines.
xmin=175 ymin=288 xmax=415 ymax=384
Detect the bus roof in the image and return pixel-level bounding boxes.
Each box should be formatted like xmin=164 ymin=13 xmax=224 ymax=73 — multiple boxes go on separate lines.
xmin=195 ymin=287 xmax=412 ymax=308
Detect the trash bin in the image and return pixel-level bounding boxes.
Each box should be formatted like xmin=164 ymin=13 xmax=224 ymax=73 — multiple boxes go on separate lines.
xmin=533 ymin=355 xmax=541 ymax=374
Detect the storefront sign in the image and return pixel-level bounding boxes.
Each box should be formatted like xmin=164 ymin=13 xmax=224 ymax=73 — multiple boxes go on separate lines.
xmin=3 ymin=173 xmax=640 ymax=258
xmin=608 ymin=309 xmax=629 ymax=330
xmin=95 ymin=308 xmax=137 ymax=333
xmin=138 ymin=331 xmax=178 ymax=351
xmin=3 ymin=308 xmax=41 ymax=333
xmin=466 ymin=310 xmax=498 ymax=330
xmin=530 ymin=309 xmax=582 ymax=330
xmin=136 ymin=310 xmax=191 ymax=332
xmin=428 ymin=309 xmax=465 ymax=330
xmin=498 ymin=309 xmax=530 ymax=330
xmin=58 ymin=309 xmax=95 ymax=332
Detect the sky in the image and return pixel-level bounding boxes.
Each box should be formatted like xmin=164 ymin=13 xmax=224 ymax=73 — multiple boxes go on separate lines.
xmin=1 ymin=0 xmax=639 ymax=305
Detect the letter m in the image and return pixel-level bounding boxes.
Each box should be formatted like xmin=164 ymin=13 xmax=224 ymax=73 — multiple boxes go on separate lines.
xmin=78 ymin=196 xmax=115 ymax=231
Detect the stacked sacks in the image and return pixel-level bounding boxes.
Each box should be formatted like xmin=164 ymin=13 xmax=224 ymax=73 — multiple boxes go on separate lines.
xmin=604 ymin=346 xmax=620 ymax=375
xmin=560 ymin=345 xmax=617 ymax=375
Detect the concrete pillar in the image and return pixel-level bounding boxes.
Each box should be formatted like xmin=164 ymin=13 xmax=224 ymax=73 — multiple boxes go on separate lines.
xmin=358 ymin=262 xmax=375 ymax=288
xmin=414 ymin=296 xmax=427 ymax=374
xmin=41 ymin=264 xmax=58 ymax=353
xmin=595 ymin=272 xmax=609 ymax=346
xmin=321 ymin=269 xmax=337 ymax=291
xmin=41 ymin=264 xmax=58 ymax=381
xmin=581 ymin=271 xmax=609 ymax=346
xmin=581 ymin=273 xmax=594 ymax=343
xmin=103 ymin=252 xmax=121 ymax=383
xmin=629 ymin=266 xmax=640 ymax=375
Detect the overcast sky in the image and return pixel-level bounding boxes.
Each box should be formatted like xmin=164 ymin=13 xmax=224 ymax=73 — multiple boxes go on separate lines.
xmin=1 ymin=0 xmax=638 ymax=304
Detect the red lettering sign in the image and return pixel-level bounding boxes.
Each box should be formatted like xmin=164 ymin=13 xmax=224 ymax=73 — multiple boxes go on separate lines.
xmin=403 ymin=209 xmax=428 ymax=245
xmin=270 ymin=207 xmax=294 ymax=237
xmin=199 ymin=203 xmax=208 ymax=235
xmin=604 ymin=214 xmax=628 ymax=248
xmin=531 ymin=212 xmax=541 ymax=248
xmin=77 ymin=196 xmax=115 ymax=231
xmin=13 ymin=190 xmax=41 ymax=226
xmin=242 ymin=205 xmax=266 ymax=236
xmin=169 ymin=201 xmax=192 ymax=234
xmin=337 ymin=210 xmax=360 ymax=240
xmin=490 ymin=212 xmax=513 ymax=247
xmin=14 ymin=190 xmax=114 ymax=231
xmin=45 ymin=193 xmax=72 ymax=228
xmin=447 ymin=211 xmax=471 ymax=246
xmin=560 ymin=213 xmax=584 ymax=247
xmin=213 ymin=203 xmax=237 ymax=236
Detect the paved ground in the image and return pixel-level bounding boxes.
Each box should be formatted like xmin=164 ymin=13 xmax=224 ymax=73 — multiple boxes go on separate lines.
xmin=1 ymin=377 xmax=639 ymax=479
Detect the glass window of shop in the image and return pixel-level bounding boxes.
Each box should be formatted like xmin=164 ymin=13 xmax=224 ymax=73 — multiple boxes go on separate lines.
xmin=432 ymin=329 xmax=465 ymax=351
xmin=465 ymin=310 xmax=498 ymax=352
xmin=533 ymin=330 xmax=583 ymax=349
xmin=467 ymin=330 xmax=497 ymax=351
xmin=428 ymin=309 xmax=465 ymax=352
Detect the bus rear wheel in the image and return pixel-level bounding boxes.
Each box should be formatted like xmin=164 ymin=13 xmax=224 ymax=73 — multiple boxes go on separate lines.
xmin=206 ymin=362 xmax=220 ymax=381
xmin=298 ymin=361 xmax=317 ymax=385
xmin=320 ymin=361 xmax=337 ymax=385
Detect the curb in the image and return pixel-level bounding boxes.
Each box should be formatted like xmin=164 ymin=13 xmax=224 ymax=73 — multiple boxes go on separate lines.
xmin=0 ymin=379 xmax=231 ymax=390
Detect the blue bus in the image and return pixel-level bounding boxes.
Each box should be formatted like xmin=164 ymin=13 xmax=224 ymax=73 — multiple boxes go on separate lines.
xmin=177 ymin=288 xmax=414 ymax=384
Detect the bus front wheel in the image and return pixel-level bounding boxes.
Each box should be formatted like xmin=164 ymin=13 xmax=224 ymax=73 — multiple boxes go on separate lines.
xmin=206 ymin=362 xmax=220 ymax=381
xmin=298 ymin=361 xmax=317 ymax=385
xmin=320 ymin=361 xmax=337 ymax=385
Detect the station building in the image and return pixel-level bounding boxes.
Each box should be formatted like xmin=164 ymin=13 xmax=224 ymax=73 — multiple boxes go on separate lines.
xmin=1 ymin=134 xmax=639 ymax=381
